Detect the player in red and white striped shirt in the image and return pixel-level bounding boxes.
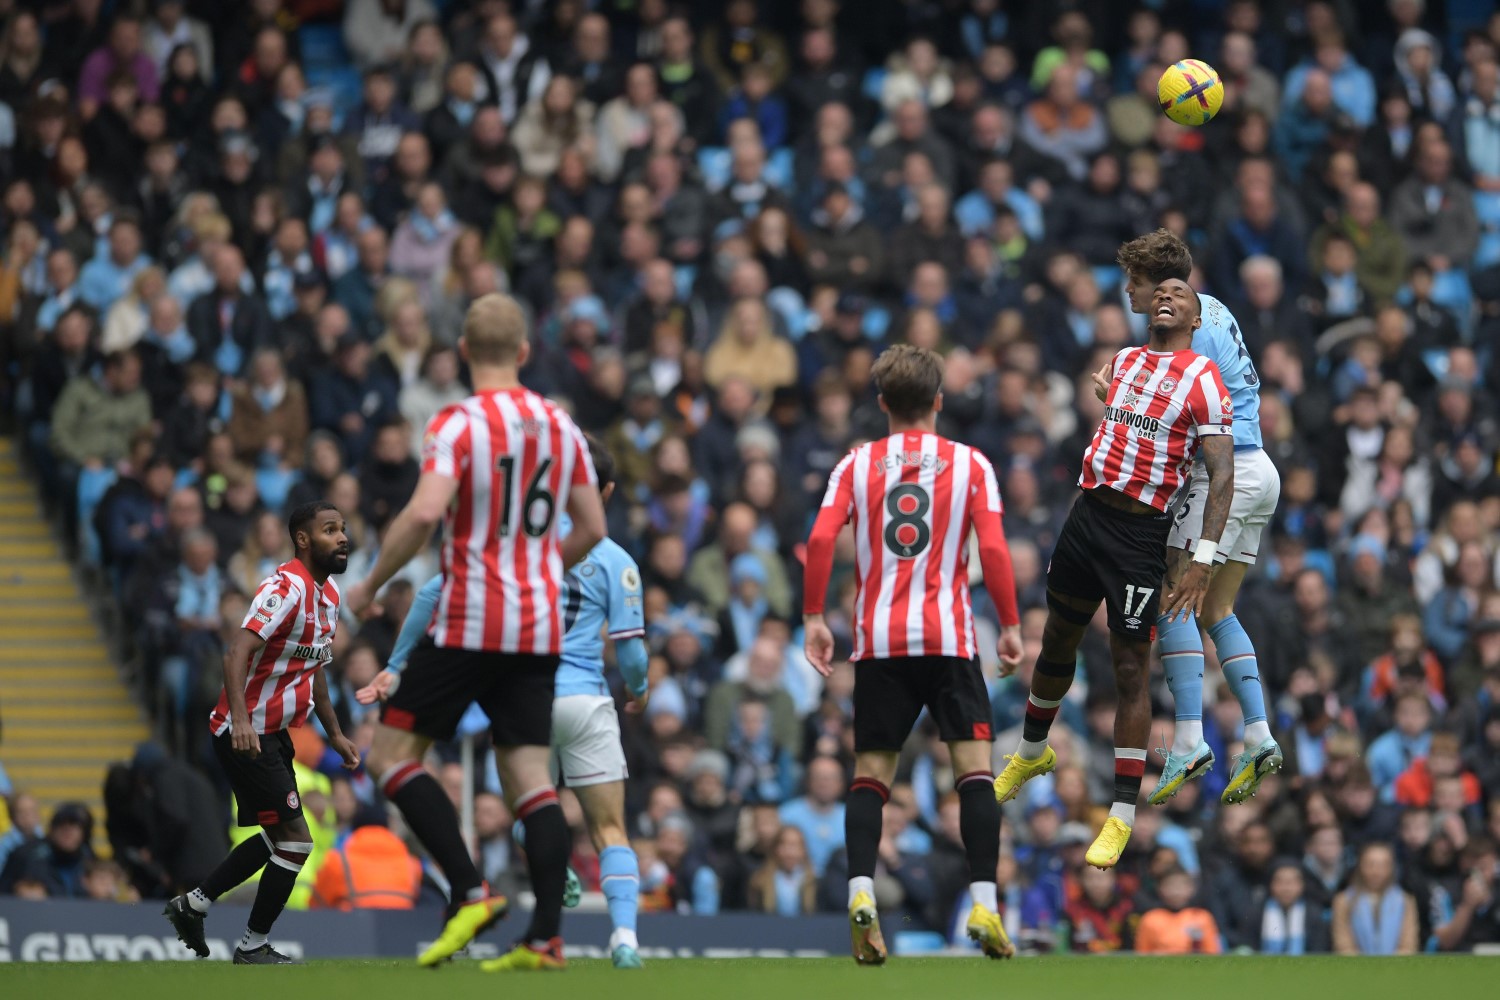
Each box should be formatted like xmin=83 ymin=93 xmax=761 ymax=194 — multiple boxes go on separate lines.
xmin=1078 ymin=344 xmax=1231 ymax=510
xmin=344 ymin=293 xmax=606 ymax=972
xmin=805 ymin=424 xmax=1021 ymax=664
xmin=803 ymin=344 xmax=1022 ymax=966
xmin=165 ymin=501 xmax=359 ymax=965
xmin=991 ymin=278 xmax=1236 ymax=872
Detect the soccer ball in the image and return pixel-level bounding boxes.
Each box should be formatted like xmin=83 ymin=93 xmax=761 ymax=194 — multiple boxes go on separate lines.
xmin=1157 ymin=59 xmax=1224 ymax=126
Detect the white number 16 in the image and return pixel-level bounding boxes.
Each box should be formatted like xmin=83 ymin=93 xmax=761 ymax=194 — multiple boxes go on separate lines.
xmin=1123 ymin=585 xmax=1154 ymax=617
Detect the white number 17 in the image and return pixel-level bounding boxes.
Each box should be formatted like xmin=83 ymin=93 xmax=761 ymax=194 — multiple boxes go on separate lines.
xmin=1123 ymin=585 xmax=1154 ymax=617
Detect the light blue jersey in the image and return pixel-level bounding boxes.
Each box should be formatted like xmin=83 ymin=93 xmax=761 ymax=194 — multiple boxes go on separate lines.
xmin=1193 ymin=294 xmax=1262 ymax=451
xmin=555 ymin=536 xmax=648 ymax=698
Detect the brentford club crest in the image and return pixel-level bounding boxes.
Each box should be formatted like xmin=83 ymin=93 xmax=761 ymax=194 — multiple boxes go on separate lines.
xmin=1159 ymin=376 xmax=1178 ymax=394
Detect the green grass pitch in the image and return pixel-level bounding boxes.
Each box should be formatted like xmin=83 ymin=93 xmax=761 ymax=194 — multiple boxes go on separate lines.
xmin=3 ymin=956 xmax=1494 ymax=1000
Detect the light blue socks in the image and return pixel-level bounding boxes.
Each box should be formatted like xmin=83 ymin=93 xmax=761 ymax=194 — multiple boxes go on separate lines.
xmin=1208 ymin=614 xmax=1272 ymax=743
xmin=600 ymin=844 xmax=640 ymax=950
xmin=1158 ymin=612 xmax=1205 ymax=754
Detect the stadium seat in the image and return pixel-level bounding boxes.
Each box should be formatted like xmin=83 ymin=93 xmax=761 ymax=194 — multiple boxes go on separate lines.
xmin=891 ymin=930 xmax=947 ymax=955
xmin=297 ymin=25 xmax=351 ymax=73
xmin=697 ymin=147 xmax=732 ymax=193
xmin=765 ymin=148 xmax=794 ymax=190
xmin=255 ymin=467 xmax=296 ymax=514
xmin=766 ymin=287 xmax=808 ymax=340
xmin=306 ymin=66 xmax=364 ymax=120
xmin=1091 ymin=265 xmax=1124 ymax=297
xmin=673 ymin=264 xmax=697 ymax=300
xmin=1429 ymin=268 xmax=1474 ymax=339
xmin=861 ymin=68 xmax=888 ymax=104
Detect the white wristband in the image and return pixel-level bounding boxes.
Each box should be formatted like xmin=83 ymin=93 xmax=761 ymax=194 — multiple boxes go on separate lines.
xmin=1193 ymin=539 xmax=1219 ymax=565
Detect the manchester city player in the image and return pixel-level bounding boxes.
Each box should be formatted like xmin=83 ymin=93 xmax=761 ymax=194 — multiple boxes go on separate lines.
xmin=541 ymin=436 xmax=649 ymax=968
xmin=1108 ymin=230 xmax=1282 ymax=806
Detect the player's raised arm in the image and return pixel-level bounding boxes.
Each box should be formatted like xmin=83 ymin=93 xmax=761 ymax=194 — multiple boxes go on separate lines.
xmin=351 ymin=470 xmax=457 ymax=612
xmin=348 ymin=408 xmax=465 ymax=614
xmin=1163 ymin=364 xmax=1236 ymax=622
xmin=969 ymin=452 xmax=1023 ymax=670
xmin=802 ymin=452 xmax=856 ymax=676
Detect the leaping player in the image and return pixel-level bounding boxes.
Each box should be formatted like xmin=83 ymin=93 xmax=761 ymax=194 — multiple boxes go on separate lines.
xmin=993 ymin=279 xmax=1235 ymax=868
xmin=1110 ymin=230 xmax=1282 ymax=805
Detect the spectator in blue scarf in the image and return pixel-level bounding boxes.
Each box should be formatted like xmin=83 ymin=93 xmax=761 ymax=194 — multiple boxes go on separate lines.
xmin=1257 ymin=859 xmax=1332 ymax=953
xmin=1332 ymin=842 xmax=1419 ymax=953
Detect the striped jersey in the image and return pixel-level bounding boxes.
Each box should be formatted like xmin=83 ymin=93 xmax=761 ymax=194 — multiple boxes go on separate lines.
xmin=1079 ymin=346 xmax=1232 ymax=510
xmin=807 ymin=431 xmax=1015 ymax=661
xmin=420 ymin=387 xmax=596 ymax=654
xmin=210 ymin=558 xmax=340 ymax=736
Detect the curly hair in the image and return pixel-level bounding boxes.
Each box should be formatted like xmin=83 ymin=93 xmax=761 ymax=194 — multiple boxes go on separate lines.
xmin=1116 ymin=228 xmax=1193 ymax=284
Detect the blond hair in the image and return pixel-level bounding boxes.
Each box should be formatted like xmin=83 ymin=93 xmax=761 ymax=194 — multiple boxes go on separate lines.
xmin=462 ymin=292 xmax=528 ymax=364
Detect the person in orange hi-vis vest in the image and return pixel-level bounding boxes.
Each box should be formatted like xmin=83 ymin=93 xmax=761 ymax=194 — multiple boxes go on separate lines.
xmin=311 ymin=814 xmax=423 ymax=910
xmin=1134 ymin=866 xmax=1223 ymax=954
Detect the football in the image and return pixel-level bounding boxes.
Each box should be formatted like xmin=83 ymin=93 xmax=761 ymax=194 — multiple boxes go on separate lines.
xmin=1157 ymin=59 xmax=1225 ymax=126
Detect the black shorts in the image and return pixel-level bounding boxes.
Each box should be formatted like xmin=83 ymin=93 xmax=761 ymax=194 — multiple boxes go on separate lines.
xmin=213 ymin=729 xmax=303 ymax=828
xmin=852 ymin=655 xmax=992 ymax=753
xmin=1047 ymin=489 xmax=1172 ymax=639
xmin=380 ymin=638 xmax=560 ymax=747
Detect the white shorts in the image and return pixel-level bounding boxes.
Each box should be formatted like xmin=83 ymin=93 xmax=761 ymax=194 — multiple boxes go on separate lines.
xmin=1167 ymin=448 xmax=1281 ymax=565
xmin=551 ymin=694 xmax=628 ymax=788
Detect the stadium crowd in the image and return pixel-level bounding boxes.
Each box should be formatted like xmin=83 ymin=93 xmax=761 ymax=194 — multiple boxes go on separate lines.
xmin=2 ymin=0 xmax=1500 ymax=957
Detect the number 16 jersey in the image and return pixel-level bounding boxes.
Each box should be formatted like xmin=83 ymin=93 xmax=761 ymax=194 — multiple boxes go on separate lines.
xmin=810 ymin=432 xmax=1014 ymax=662
xmin=421 ymin=387 xmax=596 ymax=655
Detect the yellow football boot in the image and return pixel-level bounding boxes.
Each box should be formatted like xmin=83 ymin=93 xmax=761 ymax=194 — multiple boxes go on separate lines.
xmin=418 ymin=894 xmax=509 ymax=967
xmin=1085 ymin=816 xmax=1133 ymax=869
xmin=480 ymin=938 xmax=566 ymax=972
xmin=992 ymin=746 xmax=1057 ymax=803
xmin=965 ymin=903 xmax=1015 ymax=960
xmin=848 ymin=890 xmax=887 ymax=966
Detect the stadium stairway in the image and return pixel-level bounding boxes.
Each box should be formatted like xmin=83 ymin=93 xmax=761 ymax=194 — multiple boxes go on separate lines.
xmin=0 ymin=436 xmax=148 ymax=842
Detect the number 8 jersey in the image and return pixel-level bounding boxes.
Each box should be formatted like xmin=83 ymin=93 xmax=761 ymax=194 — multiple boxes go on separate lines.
xmin=421 ymin=387 xmax=597 ymax=654
xmin=803 ymin=431 xmax=1021 ymax=662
